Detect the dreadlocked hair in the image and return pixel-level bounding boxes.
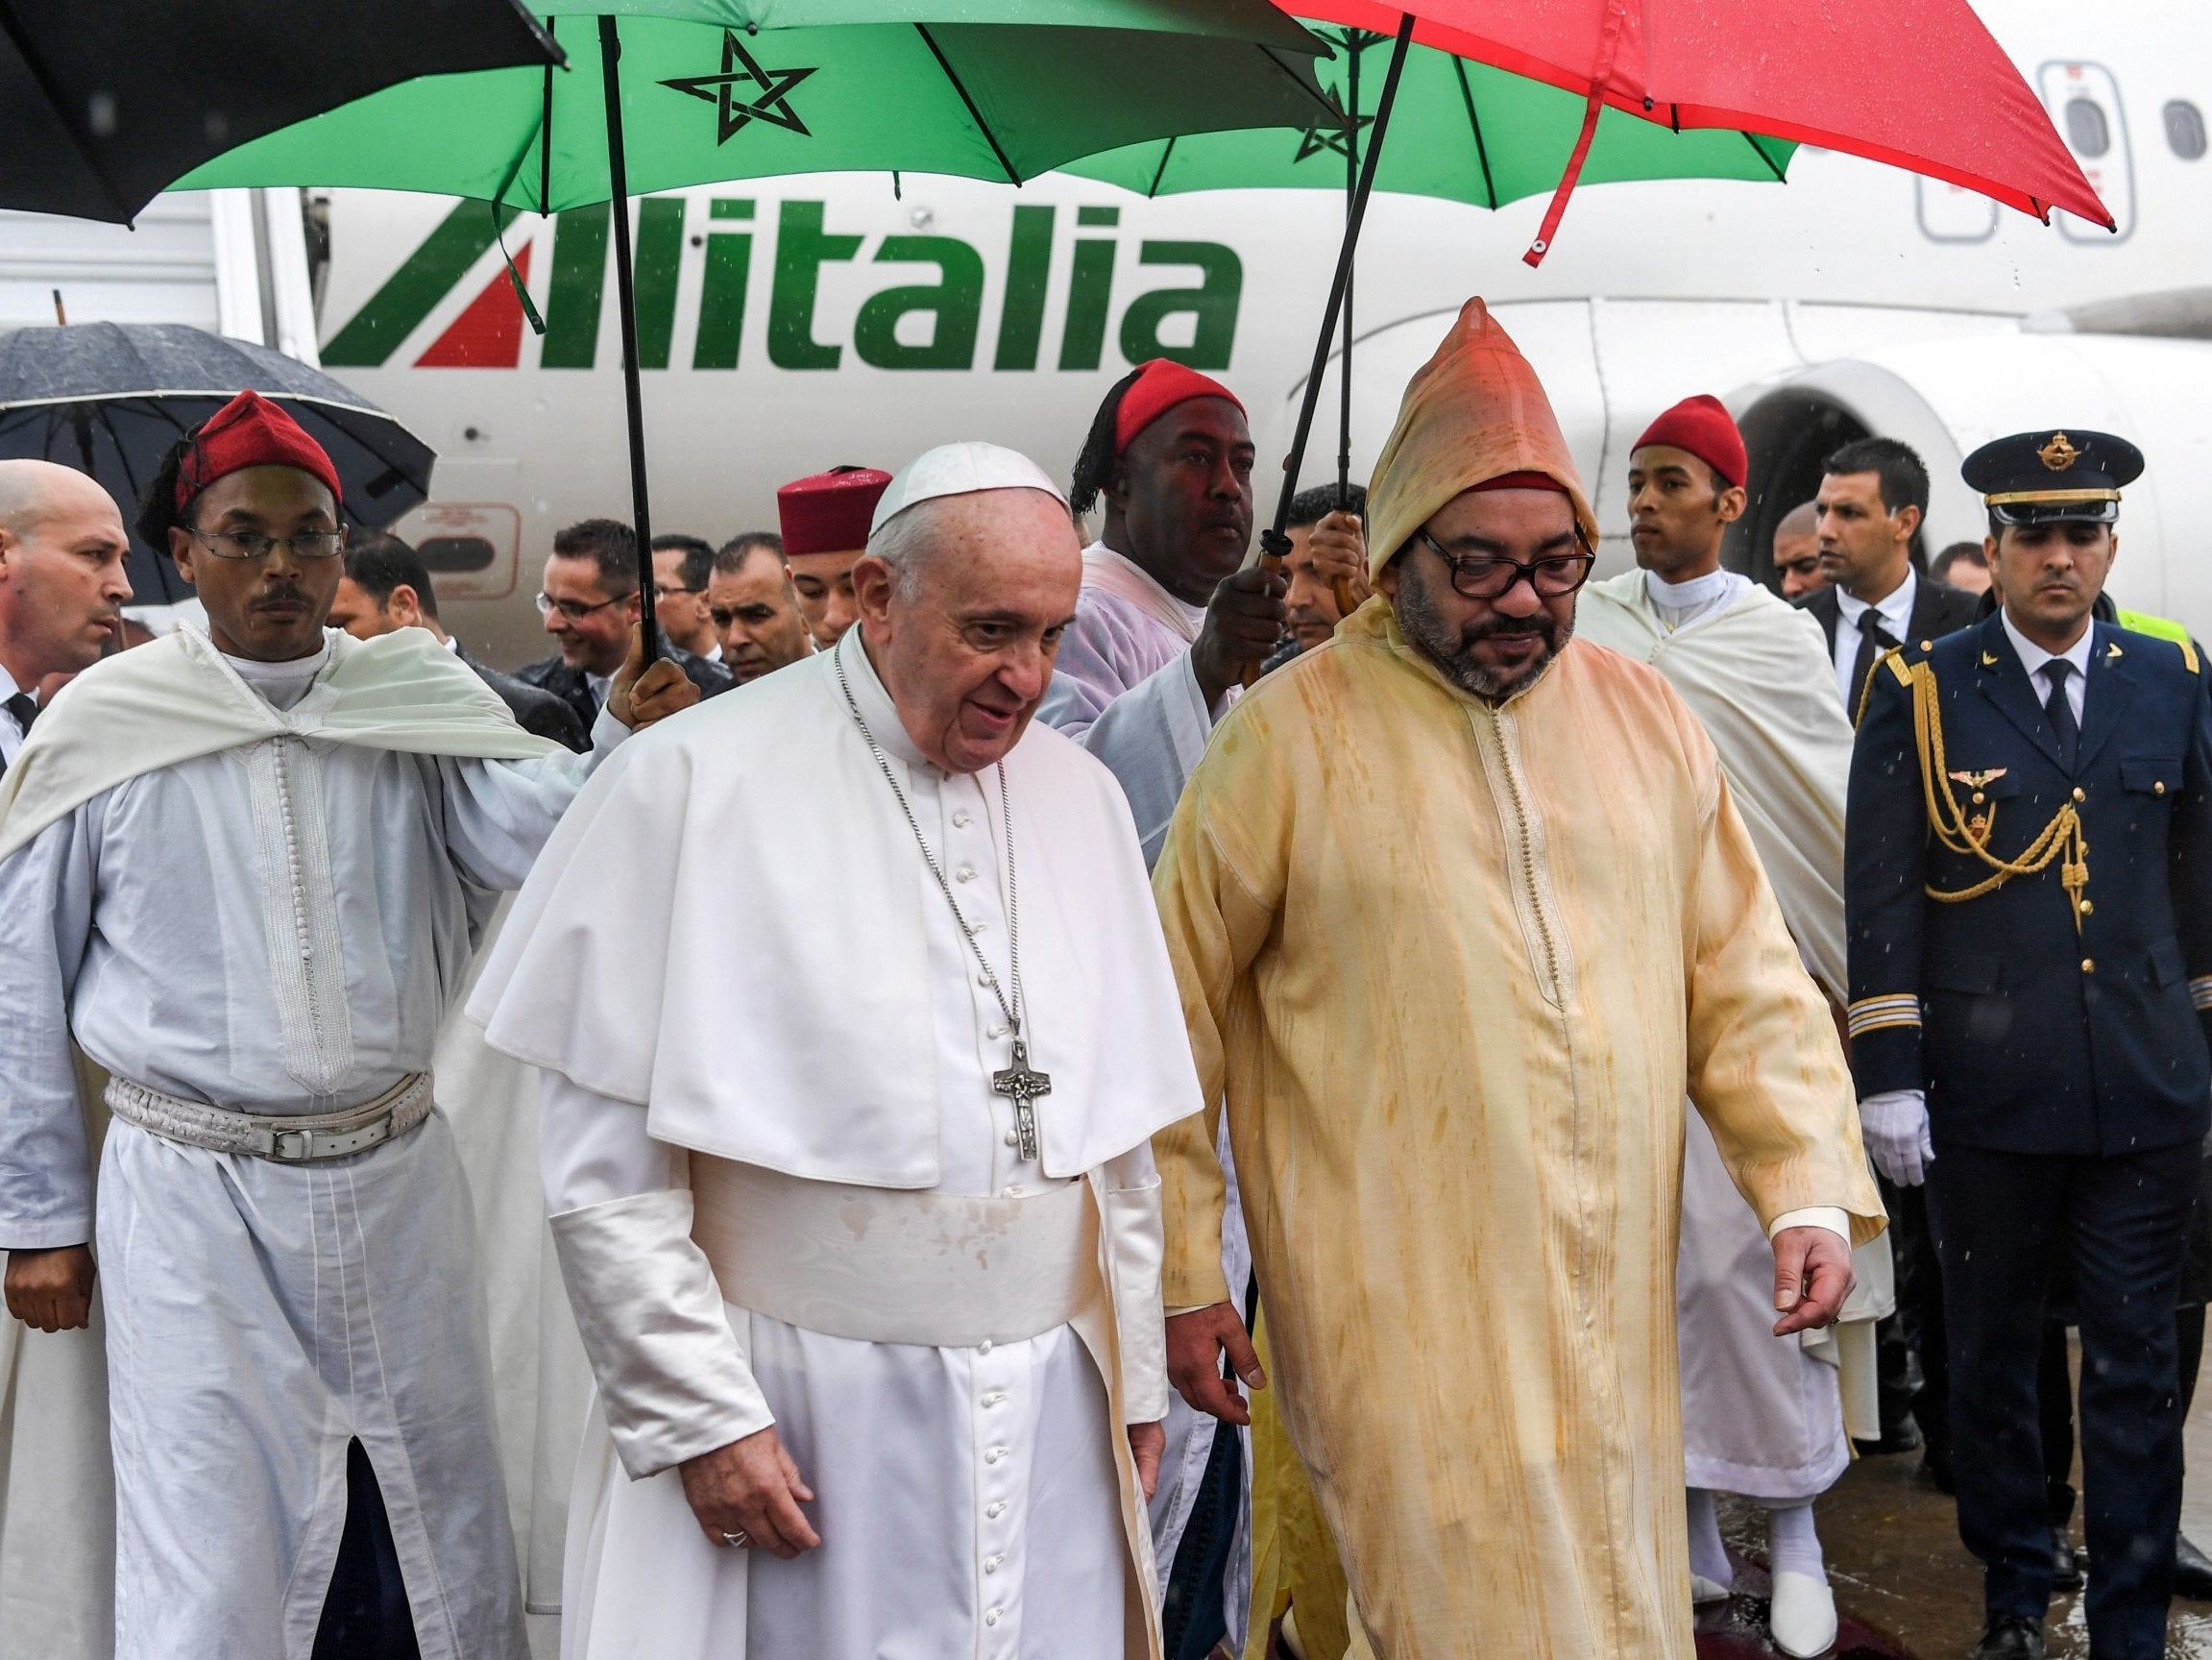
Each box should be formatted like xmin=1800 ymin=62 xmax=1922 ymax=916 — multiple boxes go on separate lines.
xmin=1068 ymin=365 xmax=1147 ymax=520
xmin=136 ymin=431 xmax=199 ymax=550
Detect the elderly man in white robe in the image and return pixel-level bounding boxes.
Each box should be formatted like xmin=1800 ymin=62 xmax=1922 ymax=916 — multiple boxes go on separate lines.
xmin=1577 ymin=394 xmax=1891 ymax=1659
xmin=471 ymin=441 xmax=1202 ymax=1660
xmin=0 ymin=391 xmax=694 ymax=1660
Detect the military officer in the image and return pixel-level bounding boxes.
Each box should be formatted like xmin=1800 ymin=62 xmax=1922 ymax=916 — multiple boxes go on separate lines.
xmin=1846 ymin=428 xmax=2212 ymax=1660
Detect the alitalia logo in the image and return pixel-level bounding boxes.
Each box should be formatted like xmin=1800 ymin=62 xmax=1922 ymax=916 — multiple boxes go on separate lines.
xmin=323 ymin=197 xmax=1242 ymax=375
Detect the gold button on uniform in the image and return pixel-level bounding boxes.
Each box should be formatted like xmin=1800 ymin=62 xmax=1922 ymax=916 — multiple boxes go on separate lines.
xmin=2079 ymin=900 xmax=2095 ymax=916
xmin=1972 ymin=791 xmax=1986 ymax=805
xmin=2073 ymin=787 xmax=2087 ymax=802
xmin=2081 ymin=958 xmax=2096 ymax=974
xmin=2156 ymin=781 xmax=2168 ymax=795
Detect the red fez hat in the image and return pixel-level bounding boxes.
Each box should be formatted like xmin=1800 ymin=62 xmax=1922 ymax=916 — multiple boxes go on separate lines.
xmin=176 ymin=390 xmax=343 ymax=510
xmin=1114 ymin=358 xmax=1245 ymax=453
xmin=1471 ymin=471 xmax=1570 ymax=496
xmin=1632 ymin=395 xmax=1747 ymax=490
xmin=778 ymin=465 xmax=892 ymax=556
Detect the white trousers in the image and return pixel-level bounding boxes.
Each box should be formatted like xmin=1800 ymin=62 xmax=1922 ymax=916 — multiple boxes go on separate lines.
xmin=98 ymin=1110 xmax=526 ymax=1660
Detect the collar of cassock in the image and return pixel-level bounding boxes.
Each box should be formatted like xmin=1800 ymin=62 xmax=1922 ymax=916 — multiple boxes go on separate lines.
xmin=837 ymin=626 xmax=936 ymax=773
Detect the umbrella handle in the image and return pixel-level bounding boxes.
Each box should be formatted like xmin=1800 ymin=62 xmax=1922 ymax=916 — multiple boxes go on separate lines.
xmin=1244 ymin=11 xmax=1414 ymax=690
xmin=598 ymin=14 xmax=659 ymax=667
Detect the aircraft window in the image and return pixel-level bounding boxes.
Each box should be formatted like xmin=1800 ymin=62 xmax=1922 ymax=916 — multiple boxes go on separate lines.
xmin=2064 ymin=97 xmax=2112 ymax=158
xmin=2165 ymin=100 xmax=2207 ymax=160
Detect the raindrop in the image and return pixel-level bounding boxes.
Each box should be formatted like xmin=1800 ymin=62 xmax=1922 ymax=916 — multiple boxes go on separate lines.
xmin=87 ymin=92 xmax=117 ymax=137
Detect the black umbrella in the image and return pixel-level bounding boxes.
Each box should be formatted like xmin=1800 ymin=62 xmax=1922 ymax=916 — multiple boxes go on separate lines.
xmin=0 ymin=322 xmax=437 ymax=605
xmin=0 ymin=0 xmax=560 ymax=223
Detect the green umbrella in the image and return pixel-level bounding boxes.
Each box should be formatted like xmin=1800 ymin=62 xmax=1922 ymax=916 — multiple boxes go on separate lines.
xmin=180 ymin=0 xmax=1343 ymax=650
xmin=1062 ymin=27 xmax=1791 ymax=208
xmin=1065 ymin=25 xmax=1793 ymax=513
xmin=179 ymin=0 xmax=1343 ymax=208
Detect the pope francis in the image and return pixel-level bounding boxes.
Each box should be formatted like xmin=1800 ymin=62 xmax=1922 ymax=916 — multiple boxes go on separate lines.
xmin=471 ymin=443 xmax=1203 ymax=1660
xmin=1152 ymin=301 xmax=1885 ymax=1660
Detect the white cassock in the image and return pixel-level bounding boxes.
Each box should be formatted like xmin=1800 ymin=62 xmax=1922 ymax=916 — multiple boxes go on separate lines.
xmin=469 ymin=628 xmax=1203 ymax=1660
xmin=1578 ymin=567 xmax=1895 ymax=1499
xmin=0 ymin=624 xmax=621 ymax=1660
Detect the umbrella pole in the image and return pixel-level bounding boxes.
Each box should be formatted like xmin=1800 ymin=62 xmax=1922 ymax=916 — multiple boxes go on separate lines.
xmin=1336 ymin=38 xmax=1358 ymax=513
xmin=1258 ymin=11 xmax=1411 ymax=577
xmin=597 ymin=14 xmax=659 ymax=663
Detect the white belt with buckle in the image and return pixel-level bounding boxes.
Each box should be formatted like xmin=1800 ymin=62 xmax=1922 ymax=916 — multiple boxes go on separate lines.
xmin=104 ymin=1071 xmax=435 ymax=1163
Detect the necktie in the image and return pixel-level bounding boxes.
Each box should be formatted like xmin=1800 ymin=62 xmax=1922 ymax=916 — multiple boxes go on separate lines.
xmin=3 ymin=692 xmax=36 ymax=737
xmin=2043 ymin=659 xmax=2079 ymax=770
xmin=1850 ymin=607 xmax=1897 ymax=714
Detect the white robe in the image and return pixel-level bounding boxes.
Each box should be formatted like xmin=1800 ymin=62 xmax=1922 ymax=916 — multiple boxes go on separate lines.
xmin=469 ymin=630 xmax=1204 ymax=1660
xmin=1576 ymin=569 xmax=1888 ymax=1495
xmin=1037 ymin=545 xmax=1221 ymax=867
xmin=0 ymin=628 xmax=622 ymax=1660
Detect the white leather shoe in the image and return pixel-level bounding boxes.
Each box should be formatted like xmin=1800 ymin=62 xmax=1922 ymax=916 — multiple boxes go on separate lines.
xmin=1690 ymin=1573 xmax=1732 ymax=1605
xmin=1768 ymin=1569 xmax=1837 ymax=1658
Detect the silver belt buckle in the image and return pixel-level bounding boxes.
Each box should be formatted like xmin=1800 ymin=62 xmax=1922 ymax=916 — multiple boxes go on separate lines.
xmin=268 ymin=1126 xmax=317 ymax=1162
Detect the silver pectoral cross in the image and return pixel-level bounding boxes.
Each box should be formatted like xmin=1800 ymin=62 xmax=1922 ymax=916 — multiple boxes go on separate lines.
xmin=991 ymin=1038 xmax=1053 ymax=1161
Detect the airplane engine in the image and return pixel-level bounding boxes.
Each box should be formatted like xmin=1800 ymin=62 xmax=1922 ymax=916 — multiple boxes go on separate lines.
xmin=1727 ymin=332 xmax=2212 ymax=635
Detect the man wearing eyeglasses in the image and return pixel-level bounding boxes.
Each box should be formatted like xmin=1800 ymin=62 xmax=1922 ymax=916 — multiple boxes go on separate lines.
xmin=0 ymin=390 xmax=697 ymax=1660
xmin=517 ymin=517 xmax=732 ymax=736
xmin=1151 ymin=302 xmax=1882 ymax=1660
xmin=1773 ymin=501 xmax=1827 ymax=603
xmin=651 ymin=532 xmax=724 ymax=663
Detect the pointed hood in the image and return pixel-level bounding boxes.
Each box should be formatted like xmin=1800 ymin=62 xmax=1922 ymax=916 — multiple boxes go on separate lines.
xmin=1364 ymin=299 xmax=1598 ymax=578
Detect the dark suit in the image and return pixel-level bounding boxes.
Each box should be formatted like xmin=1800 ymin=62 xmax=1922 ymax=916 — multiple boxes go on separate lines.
xmin=1800 ymin=571 xmax=1983 ymax=663
xmin=1848 ymin=614 xmax=2212 ymax=1655
xmin=513 ymin=637 xmax=731 ymax=738
xmin=453 ymin=644 xmax=588 ymax=751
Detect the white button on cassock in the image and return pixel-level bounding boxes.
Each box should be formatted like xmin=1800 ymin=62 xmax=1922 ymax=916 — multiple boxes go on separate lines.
xmin=986 ymin=1501 xmax=1006 ymax=1518
xmin=953 ymin=810 xmax=973 ymax=828
xmin=984 ymin=1446 xmax=1007 ymax=1464
xmin=955 ymin=867 xmax=977 ymax=883
xmin=984 ymin=1608 xmax=1001 ymax=1626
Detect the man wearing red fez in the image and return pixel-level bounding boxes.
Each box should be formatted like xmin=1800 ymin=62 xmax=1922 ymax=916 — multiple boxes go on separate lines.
xmin=1579 ymin=393 xmax=1878 ymax=1657
xmin=0 ymin=389 xmax=695 ymax=1659
xmin=1154 ymin=305 xmax=1879 ymax=1660
xmin=778 ymin=465 xmax=890 ymax=649
xmin=1042 ymin=358 xmax=1287 ymax=867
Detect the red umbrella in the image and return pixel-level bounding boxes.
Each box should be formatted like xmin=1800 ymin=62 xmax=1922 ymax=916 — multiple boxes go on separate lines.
xmin=1285 ymin=0 xmax=2110 ymax=265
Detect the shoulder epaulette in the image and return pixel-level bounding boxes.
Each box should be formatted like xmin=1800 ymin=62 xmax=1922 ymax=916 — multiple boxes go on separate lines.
xmin=1884 ymin=649 xmax=1913 ymax=686
xmin=2178 ymin=636 xmax=2200 ymax=675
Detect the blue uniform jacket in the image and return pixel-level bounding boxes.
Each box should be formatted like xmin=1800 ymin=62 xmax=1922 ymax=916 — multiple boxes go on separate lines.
xmin=1846 ymin=612 xmax=2212 ymax=1156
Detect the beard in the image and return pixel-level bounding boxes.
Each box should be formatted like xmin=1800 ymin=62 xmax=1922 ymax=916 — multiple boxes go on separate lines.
xmin=1395 ymin=557 xmax=1570 ymax=700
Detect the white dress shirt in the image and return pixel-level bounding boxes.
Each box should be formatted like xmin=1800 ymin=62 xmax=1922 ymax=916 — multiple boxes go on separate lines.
xmin=2000 ymin=609 xmax=2092 ymax=726
xmin=0 ymin=661 xmax=31 ymax=768
xmin=1831 ymin=567 xmax=1919 ymax=705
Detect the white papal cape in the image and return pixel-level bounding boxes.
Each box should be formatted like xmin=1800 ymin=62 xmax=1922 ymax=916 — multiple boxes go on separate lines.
xmin=0 ymin=624 xmax=615 ymax=1660
xmin=1578 ymin=569 xmax=1894 ymax=1494
xmin=470 ymin=630 xmax=1204 ymax=1660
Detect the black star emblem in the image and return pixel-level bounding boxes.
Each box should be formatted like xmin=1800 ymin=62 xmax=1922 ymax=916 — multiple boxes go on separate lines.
xmin=1294 ymin=113 xmax=1375 ymax=165
xmin=661 ymin=32 xmax=817 ymax=145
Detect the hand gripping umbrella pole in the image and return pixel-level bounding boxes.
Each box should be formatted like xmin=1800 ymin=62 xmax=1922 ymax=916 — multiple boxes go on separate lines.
xmin=1255 ymin=12 xmax=1414 ymax=580
xmin=598 ymin=15 xmax=660 ymax=666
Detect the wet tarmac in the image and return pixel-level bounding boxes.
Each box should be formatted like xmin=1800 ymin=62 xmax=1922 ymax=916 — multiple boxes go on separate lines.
xmin=1693 ymin=1359 xmax=2212 ymax=1659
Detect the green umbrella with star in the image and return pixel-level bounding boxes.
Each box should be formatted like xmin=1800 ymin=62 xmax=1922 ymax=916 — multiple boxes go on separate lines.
xmin=180 ymin=0 xmax=1343 ymax=649
xmin=1063 ymin=24 xmax=1794 ymax=509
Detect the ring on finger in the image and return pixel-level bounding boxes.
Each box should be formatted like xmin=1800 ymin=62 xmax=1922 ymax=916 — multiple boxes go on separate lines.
xmin=721 ymin=1528 xmax=751 ymax=1549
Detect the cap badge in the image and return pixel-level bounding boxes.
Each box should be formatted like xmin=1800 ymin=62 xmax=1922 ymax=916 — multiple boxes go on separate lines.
xmin=2039 ymin=431 xmax=2082 ymax=473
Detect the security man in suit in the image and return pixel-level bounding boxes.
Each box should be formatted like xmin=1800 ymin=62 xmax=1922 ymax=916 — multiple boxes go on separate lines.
xmin=1800 ymin=434 xmax=1983 ymax=716
xmin=1846 ymin=428 xmax=2212 ymax=1660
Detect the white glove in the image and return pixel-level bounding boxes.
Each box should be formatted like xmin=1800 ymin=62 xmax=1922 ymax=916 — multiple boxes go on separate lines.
xmin=1860 ymin=1089 xmax=1933 ymax=1186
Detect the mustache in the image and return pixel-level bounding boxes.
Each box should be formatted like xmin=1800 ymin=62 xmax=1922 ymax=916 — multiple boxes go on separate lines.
xmin=1464 ymin=614 xmax=1560 ymax=646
